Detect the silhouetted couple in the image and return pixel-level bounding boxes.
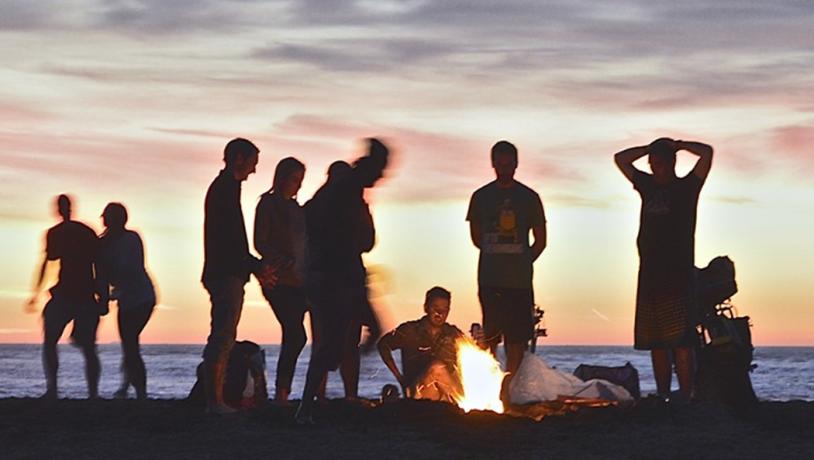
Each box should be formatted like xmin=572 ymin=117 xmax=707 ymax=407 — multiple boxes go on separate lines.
xmin=28 ymin=195 xmax=156 ymax=400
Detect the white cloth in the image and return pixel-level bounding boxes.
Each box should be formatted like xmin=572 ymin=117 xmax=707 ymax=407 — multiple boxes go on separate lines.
xmin=509 ymin=352 xmax=633 ymax=405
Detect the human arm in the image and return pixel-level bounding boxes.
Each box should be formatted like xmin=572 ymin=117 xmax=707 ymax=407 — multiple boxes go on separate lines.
xmin=378 ymin=333 xmax=407 ymax=396
xmin=531 ymin=224 xmax=547 ymax=262
xmin=613 ymin=145 xmax=649 ymax=183
xmin=25 ymin=256 xmax=48 ymax=313
xmin=676 ymin=140 xmax=714 ymax=182
xmin=466 ymin=193 xmax=481 ymax=249
xmin=530 ymin=194 xmax=547 ymax=262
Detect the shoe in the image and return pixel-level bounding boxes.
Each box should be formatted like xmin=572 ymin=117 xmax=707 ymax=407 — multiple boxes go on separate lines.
xmin=294 ymin=402 xmax=315 ymax=426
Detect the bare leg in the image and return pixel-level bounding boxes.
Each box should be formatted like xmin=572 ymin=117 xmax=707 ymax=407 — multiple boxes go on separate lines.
xmin=504 ymin=342 xmax=526 ymax=376
xmin=81 ymin=345 xmax=100 ymax=399
xmin=673 ymin=347 xmax=694 ymax=400
xmin=340 ymin=322 xmax=361 ymax=399
xmin=42 ymin=339 xmax=59 ymax=399
xmin=651 ymin=349 xmax=672 ymax=397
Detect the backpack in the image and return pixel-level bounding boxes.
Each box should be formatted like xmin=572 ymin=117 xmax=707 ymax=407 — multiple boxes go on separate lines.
xmin=573 ymin=362 xmax=641 ymax=400
xmin=694 ymin=256 xmax=757 ymax=408
xmin=188 ymin=341 xmax=269 ymax=409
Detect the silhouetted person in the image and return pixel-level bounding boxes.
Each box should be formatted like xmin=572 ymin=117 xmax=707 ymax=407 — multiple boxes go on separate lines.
xmin=201 ymin=138 xmax=274 ymax=414
xmin=26 ymin=194 xmax=102 ymax=399
xmin=96 ymin=202 xmax=156 ymax=400
xmin=254 ymin=157 xmax=308 ymax=404
xmin=466 ymin=141 xmax=546 ymax=390
xmin=308 ymin=161 xmax=380 ymax=402
xmin=296 ymin=138 xmax=389 ymax=424
xmin=614 ymin=137 xmax=713 ymax=401
xmin=378 ymin=286 xmax=464 ymax=402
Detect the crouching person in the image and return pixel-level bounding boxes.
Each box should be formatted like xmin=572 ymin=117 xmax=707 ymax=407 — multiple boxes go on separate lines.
xmin=377 ymin=286 xmax=463 ymax=402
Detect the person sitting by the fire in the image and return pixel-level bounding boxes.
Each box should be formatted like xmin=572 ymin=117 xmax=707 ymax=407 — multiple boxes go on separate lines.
xmin=377 ymin=286 xmax=464 ymax=402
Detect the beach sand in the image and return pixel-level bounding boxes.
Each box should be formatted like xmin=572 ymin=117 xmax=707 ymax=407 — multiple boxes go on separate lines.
xmin=1 ymin=398 xmax=812 ymax=459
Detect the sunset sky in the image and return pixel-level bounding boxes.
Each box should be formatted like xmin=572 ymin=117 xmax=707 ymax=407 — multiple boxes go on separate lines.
xmin=1 ymin=1 xmax=812 ymax=346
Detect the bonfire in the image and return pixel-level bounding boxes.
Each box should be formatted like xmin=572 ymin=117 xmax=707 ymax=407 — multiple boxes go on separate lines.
xmin=453 ymin=338 xmax=506 ymax=414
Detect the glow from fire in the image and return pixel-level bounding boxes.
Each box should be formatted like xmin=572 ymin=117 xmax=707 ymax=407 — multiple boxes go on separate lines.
xmin=453 ymin=339 xmax=506 ymax=414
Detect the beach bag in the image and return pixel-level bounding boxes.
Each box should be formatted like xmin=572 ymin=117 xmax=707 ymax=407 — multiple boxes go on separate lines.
xmin=187 ymin=340 xmax=269 ymax=409
xmin=696 ymin=304 xmax=757 ymax=407
xmin=573 ymin=362 xmax=641 ymax=400
xmin=695 ymin=335 xmax=757 ymax=407
xmin=224 ymin=341 xmax=268 ymax=409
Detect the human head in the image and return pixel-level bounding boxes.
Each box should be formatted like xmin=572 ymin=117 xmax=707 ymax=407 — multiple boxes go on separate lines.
xmin=272 ymin=157 xmax=305 ymax=199
xmin=354 ymin=138 xmax=389 ymax=188
xmin=102 ymin=202 xmax=128 ymax=232
xmin=55 ymin=194 xmax=71 ymax=220
xmin=223 ymin=137 xmax=260 ymax=181
xmin=327 ymin=160 xmax=352 ymax=184
xmin=491 ymin=140 xmax=518 ymax=182
xmin=423 ymin=286 xmax=451 ymax=327
xmin=647 ymin=137 xmax=677 ymax=180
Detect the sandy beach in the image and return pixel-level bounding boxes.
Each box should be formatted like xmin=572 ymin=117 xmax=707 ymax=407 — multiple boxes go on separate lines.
xmin=2 ymin=398 xmax=812 ymax=459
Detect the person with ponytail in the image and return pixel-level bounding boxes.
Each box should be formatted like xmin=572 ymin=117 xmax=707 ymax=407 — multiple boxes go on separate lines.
xmin=254 ymin=157 xmax=307 ymax=403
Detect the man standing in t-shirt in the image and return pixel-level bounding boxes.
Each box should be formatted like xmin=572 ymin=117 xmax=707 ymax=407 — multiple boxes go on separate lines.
xmin=466 ymin=140 xmax=547 ymax=385
xmin=27 ymin=194 xmax=102 ymax=399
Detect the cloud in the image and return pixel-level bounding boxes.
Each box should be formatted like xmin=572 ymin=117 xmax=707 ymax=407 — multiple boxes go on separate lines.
xmin=709 ymin=196 xmax=757 ymax=205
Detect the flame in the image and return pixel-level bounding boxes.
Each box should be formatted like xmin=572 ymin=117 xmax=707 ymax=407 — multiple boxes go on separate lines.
xmin=453 ymin=338 xmax=506 ymax=414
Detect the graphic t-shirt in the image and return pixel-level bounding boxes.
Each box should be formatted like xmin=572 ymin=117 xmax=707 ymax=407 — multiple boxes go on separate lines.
xmin=466 ymin=181 xmax=545 ymax=289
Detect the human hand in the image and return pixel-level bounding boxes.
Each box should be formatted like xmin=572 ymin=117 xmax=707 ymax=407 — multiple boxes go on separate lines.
xmin=24 ymin=295 xmax=39 ymax=314
xmin=97 ymin=299 xmax=109 ymax=316
xmin=257 ymin=264 xmax=279 ymax=290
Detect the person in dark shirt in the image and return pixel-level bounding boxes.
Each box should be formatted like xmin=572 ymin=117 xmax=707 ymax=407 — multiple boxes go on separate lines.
xmin=201 ymin=137 xmax=275 ymax=414
xmin=254 ymin=156 xmax=308 ymax=404
xmin=26 ymin=194 xmax=101 ymax=399
xmin=378 ymin=286 xmax=464 ymax=402
xmin=295 ymin=138 xmax=389 ymax=424
xmin=466 ymin=140 xmax=547 ymax=386
xmin=615 ymin=137 xmax=713 ymax=401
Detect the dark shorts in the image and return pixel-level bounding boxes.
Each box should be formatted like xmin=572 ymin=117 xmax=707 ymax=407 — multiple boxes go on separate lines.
xmin=479 ymin=287 xmax=534 ymax=345
xmin=43 ymin=296 xmax=100 ymax=348
xmin=202 ymin=277 xmax=246 ymax=364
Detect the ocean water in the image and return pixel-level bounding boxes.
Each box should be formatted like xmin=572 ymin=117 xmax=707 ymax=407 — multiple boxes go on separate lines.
xmin=0 ymin=344 xmax=811 ymax=401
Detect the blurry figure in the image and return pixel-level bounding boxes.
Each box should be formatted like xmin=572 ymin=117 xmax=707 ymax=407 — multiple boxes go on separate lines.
xmin=296 ymin=138 xmax=389 ymax=424
xmin=614 ymin=137 xmax=713 ymax=400
xmin=97 ymin=202 xmax=156 ymax=400
xmin=377 ymin=286 xmax=463 ymax=402
xmin=201 ymin=138 xmax=275 ymax=415
xmin=26 ymin=194 xmax=102 ymax=399
xmin=254 ymin=157 xmax=308 ymax=404
xmin=466 ymin=141 xmax=547 ymax=385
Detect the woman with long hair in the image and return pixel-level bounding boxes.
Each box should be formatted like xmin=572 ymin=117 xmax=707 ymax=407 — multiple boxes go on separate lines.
xmin=97 ymin=202 xmax=157 ymax=400
xmin=254 ymin=157 xmax=307 ymax=403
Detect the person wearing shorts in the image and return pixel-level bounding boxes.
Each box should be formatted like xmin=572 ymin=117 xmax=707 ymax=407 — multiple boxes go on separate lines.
xmin=27 ymin=194 xmax=101 ymax=399
xmin=466 ymin=141 xmax=547 ymax=381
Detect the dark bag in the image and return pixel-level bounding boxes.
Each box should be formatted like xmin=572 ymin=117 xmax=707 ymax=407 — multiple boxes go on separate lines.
xmin=696 ymin=256 xmax=737 ymax=317
xmin=695 ymin=323 xmax=757 ymax=407
xmin=573 ymin=362 xmax=641 ymax=399
xmin=188 ymin=340 xmax=269 ymax=409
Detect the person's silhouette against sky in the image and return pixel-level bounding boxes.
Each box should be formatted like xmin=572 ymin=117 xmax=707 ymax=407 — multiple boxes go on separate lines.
xmin=296 ymin=138 xmax=389 ymax=424
xmin=615 ymin=137 xmax=713 ymax=401
xmin=27 ymin=194 xmax=102 ymax=399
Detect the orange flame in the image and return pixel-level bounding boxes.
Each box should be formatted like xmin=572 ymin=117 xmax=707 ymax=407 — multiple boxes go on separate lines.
xmin=453 ymin=338 xmax=506 ymax=414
